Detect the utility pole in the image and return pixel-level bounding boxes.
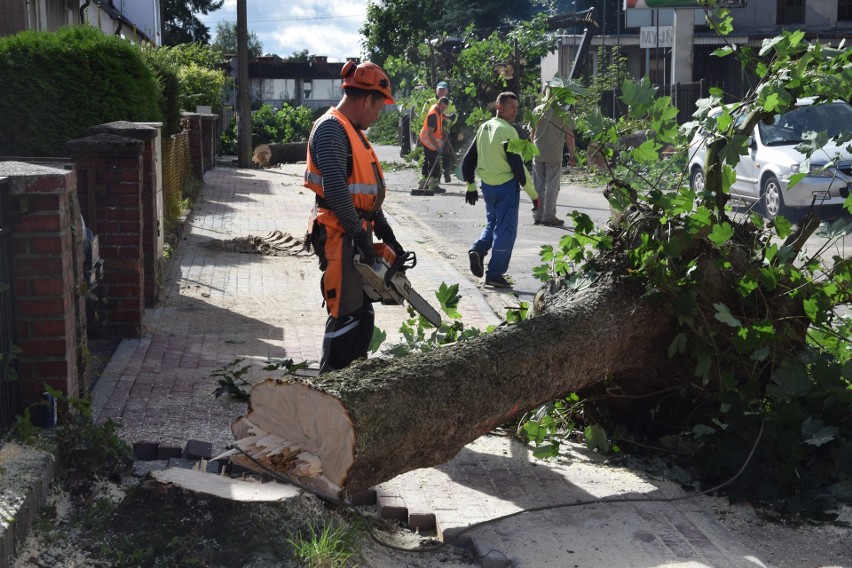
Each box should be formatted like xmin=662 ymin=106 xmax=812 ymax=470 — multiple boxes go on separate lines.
xmin=237 ymin=0 xmax=252 ymax=167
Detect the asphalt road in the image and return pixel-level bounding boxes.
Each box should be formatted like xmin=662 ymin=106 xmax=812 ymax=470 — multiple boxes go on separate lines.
xmin=375 ymin=145 xmax=613 ymax=315
xmin=374 ymin=144 xmax=850 ymax=318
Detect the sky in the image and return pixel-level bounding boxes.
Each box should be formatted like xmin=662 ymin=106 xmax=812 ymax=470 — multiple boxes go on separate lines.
xmin=197 ymin=0 xmax=369 ymax=61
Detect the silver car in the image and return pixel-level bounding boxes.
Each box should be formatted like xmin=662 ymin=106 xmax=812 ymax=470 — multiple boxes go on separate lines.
xmin=688 ymin=99 xmax=852 ymax=221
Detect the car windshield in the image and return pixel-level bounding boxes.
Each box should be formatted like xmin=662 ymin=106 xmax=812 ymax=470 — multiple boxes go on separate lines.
xmin=758 ymin=102 xmax=852 ymax=146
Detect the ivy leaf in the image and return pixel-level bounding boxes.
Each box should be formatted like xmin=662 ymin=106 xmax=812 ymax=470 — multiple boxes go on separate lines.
xmin=708 ymin=222 xmax=734 ymax=247
xmin=714 ymin=303 xmax=742 ymax=327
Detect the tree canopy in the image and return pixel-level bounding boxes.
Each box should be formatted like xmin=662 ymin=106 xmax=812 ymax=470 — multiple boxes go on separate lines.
xmin=161 ymin=0 xmax=224 ymax=46
xmin=211 ymin=21 xmax=264 ymax=60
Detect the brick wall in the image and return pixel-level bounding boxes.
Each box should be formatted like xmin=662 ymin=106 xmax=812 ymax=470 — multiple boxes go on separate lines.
xmin=0 ymin=162 xmax=87 ymax=403
xmin=67 ymin=133 xmax=145 ymax=338
xmin=87 ymin=122 xmax=161 ymax=307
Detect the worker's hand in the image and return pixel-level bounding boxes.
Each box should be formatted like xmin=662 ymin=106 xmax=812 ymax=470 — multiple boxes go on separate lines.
xmin=532 ymin=197 xmax=540 ymax=211
xmin=353 ymin=231 xmax=377 ymax=266
xmin=383 ymin=234 xmax=405 ymax=257
xmin=447 ymin=113 xmax=457 ymax=121
xmin=465 ymin=182 xmax=478 ymax=206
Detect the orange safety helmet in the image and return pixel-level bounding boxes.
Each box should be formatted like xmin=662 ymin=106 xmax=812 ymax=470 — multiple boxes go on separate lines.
xmin=341 ymin=60 xmax=394 ymax=104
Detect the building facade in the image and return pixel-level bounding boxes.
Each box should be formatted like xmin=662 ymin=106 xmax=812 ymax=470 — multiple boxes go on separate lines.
xmin=543 ymin=0 xmax=852 ymax=103
xmin=0 ymin=0 xmax=161 ymax=45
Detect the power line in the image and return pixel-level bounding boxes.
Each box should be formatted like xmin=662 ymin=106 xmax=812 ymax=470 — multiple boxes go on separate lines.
xmin=202 ymin=13 xmax=363 ymax=24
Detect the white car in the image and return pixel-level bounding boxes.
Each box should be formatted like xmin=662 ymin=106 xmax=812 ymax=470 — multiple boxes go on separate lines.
xmin=687 ymin=99 xmax=852 ymax=221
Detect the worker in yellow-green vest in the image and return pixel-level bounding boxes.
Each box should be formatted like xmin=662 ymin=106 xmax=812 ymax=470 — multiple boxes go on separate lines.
xmin=461 ymin=91 xmax=539 ymax=290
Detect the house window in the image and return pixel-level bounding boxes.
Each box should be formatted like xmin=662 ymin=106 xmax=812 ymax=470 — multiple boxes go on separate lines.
xmin=777 ymin=0 xmax=804 ymax=25
xmin=839 ymin=0 xmax=852 ymax=21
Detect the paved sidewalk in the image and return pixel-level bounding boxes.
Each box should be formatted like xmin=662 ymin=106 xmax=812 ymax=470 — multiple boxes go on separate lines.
xmin=90 ymin=161 xmax=850 ymax=568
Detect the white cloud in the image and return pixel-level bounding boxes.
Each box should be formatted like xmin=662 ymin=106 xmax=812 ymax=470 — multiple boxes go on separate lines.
xmin=198 ymin=0 xmax=368 ymax=61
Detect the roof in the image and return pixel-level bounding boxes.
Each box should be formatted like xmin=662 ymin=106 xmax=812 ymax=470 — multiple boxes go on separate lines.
xmin=248 ymin=58 xmax=355 ymax=80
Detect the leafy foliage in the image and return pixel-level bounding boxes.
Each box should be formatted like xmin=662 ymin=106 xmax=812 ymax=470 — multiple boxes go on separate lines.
xmin=523 ymin=3 xmax=852 ymax=519
xmin=373 ymin=282 xmax=493 ymax=357
xmin=211 ymin=21 xmax=264 ymax=59
xmin=143 ymin=42 xmax=231 ymax=115
xmin=220 ymin=103 xmax=314 ymax=154
xmin=0 ymin=26 xmax=162 ymax=156
xmin=45 ymin=384 xmax=134 ymax=493
xmin=161 ymin=0 xmax=224 ymax=46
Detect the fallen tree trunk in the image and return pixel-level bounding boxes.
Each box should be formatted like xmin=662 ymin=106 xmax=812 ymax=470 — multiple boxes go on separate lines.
xmin=252 ymin=142 xmax=308 ymax=166
xmin=228 ymin=266 xmax=680 ymax=499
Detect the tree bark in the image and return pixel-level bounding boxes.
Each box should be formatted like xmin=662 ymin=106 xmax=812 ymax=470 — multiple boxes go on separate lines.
xmin=228 ymin=267 xmax=680 ymax=499
xmin=252 ymin=142 xmax=308 ymax=166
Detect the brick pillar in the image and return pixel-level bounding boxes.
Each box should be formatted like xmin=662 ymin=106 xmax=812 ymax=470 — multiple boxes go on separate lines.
xmin=0 ymin=162 xmax=87 ymax=403
xmin=67 ymin=133 xmax=145 ymax=338
xmin=183 ymin=112 xmax=204 ymax=181
xmin=200 ymin=113 xmax=217 ymax=172
xmin=87 ymin=121 xmax=161 ymax=307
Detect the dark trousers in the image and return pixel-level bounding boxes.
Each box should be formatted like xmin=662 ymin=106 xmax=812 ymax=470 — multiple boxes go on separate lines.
xmin=422 ymin=146 xmax=440 ymax=178
xmin=319 ymin=297 xmax=375 ymax=374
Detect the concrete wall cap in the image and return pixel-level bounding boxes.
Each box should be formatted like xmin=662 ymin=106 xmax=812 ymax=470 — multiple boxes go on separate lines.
xmin=87 ymin=121 xmax=157 ymax=140
xmin=66 ymin=133 xmax=145 ymax=156
xmin=0 ymin=161 xmax=74 ymax=195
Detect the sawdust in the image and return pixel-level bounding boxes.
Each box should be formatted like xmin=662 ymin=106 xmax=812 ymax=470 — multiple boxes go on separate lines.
xmin=203 ymin=230 xmax=309 ymax=256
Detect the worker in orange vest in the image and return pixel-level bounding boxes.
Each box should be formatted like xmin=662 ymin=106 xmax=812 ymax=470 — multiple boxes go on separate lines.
xmin=415 ymin=96 xmax=449 ymax=195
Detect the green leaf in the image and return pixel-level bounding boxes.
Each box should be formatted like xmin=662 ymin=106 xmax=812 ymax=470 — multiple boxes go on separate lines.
xmin=630 ymin=139 xmax=661 ymax=162
xmin=787 ymin=172 xmax=806 ymax=189
xmin=801 ymin=417 xmax=839 ymax=447
xmin=369 ymin=327 xmax=387 ymax=354
xmin=767 ymin=365 xmax=813 ymax=400
xmin=506 ymin=138 xmax=539 ymax=162
xmin=708 ymin=222 xmax=734 ymax=247
xmin=713 ymin=303 xmax=742 ymax=327
xmin=668 ymin=333 xmax=687 ymax=357
xmin=584 ymin=424 xmax=609 ymax=453
xmin=532 ymin=443 xmax=560 ymax=459
xmin=435 ymin=282 xmax=462 ymax=320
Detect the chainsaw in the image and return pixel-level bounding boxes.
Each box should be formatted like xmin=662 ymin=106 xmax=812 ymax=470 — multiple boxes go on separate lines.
xmin=353 ymin=250 xmax=442 ymax=327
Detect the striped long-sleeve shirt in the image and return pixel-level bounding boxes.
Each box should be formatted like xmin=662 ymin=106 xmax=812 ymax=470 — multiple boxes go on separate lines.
xmin=308 ymin=114 xmax=390 ymax=238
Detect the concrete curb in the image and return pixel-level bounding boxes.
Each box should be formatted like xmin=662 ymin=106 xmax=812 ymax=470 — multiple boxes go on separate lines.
xmin=0 ymin=442 xmax=56 ymax=568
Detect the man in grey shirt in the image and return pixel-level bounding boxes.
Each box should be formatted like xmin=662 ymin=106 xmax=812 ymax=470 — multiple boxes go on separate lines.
xmin=531 ymin=90 xmax=575 ymax=227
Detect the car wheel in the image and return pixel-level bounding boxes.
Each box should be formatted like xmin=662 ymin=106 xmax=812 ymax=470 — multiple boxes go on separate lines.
xmin=760 ymin=174 xmax=787 ymax=220
xmin=690 ymin=166 xmax=706 ymax=194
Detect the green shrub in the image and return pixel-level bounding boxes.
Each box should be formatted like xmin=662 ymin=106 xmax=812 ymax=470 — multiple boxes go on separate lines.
xmin=176 ymin=62 xmax=228 ymax=113
xmin=0 ymin=26 xmax=162 ymax=156
xmin=366 ymin=109 xmax=400 ymax=145
xmin=220 ymin=103 xmax=313 ymax=154
xmin=140 ymin=53 xmax=182 ymax=137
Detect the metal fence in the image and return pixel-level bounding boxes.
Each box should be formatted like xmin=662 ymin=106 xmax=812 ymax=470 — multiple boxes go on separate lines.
xmin=599 ymin=79 xmax=708 ymax=124
xmin=161 ymin=127 xmax=192 ymax=226
xmin=0 ymin=176 xmax=20 ymax=435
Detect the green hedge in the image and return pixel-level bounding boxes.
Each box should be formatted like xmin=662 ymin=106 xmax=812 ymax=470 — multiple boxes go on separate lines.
xmin=0 ymin=26 xmax=163 ymax=156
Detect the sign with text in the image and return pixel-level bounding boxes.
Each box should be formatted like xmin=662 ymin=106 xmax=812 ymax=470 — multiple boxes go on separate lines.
xmin=640 ymin=26 xmax=674 ymax=48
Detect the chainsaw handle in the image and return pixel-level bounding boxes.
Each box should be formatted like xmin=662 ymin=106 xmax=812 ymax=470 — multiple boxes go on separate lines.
xmin=384 ymin=250 xmax=416 ymax=285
